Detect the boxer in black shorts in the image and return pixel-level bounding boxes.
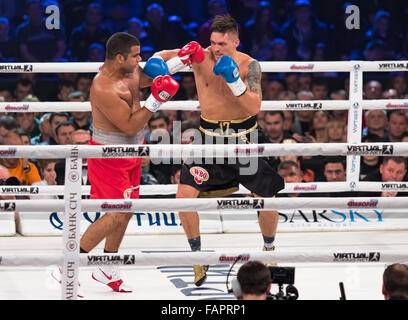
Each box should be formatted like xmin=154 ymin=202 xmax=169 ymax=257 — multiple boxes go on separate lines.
xmin=180 ymin=115 xmax=284 ymax=198
xmin=154 ymin=15 xmax=284 ymax=287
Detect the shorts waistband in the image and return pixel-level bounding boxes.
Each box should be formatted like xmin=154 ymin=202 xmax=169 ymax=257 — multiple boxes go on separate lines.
xmin=92 ymin=127 xmax=145 ymax=145
xmin=199 ymin=116 xmax=258 ymax=137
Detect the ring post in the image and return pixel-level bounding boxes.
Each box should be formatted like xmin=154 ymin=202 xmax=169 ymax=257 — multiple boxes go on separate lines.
xmin=61 ymin=146 xmax=82 ymax=300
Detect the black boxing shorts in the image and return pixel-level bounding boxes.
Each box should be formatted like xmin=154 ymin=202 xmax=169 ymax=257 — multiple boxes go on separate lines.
xmin=179 ymin=115 xmax=284 ymax=198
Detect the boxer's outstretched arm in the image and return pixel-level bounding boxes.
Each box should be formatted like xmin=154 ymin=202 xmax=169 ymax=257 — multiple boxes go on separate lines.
xmin=154 ymin=49 xmax=180 ymax=61
xmin=92 ymin=87 xmax=152 ymax=136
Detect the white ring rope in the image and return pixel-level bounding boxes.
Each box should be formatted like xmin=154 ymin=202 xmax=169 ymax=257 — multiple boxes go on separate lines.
xmin=0 ymin=60 xmax=407 ymax=73
xmin=1 ymin=196 xmax=408 ymax=212
xmin=2 ymin=99 xmax=408 ymax=113
xmin=1 ymin=181 xmax=408 ymax=196
xmin=1 ymin=142 xmax=407 ymax=159
xmin=0 ymin=249 xmax=406 ymax=267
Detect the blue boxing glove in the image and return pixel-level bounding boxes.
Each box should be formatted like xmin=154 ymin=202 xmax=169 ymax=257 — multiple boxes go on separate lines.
xmin=213 ymin=56 xmax=247 ymax=96
xmin=143 ymin=55 xmax=169 ymax=79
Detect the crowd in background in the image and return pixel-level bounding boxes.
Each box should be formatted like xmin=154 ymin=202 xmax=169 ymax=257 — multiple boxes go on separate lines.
xmin=0 ymin=0 xmax=408 ymax=196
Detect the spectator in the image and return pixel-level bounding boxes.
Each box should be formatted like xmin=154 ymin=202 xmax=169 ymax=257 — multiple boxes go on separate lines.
xmin=263 ymin=111 xmax=292 ymax=143
xmin=363 ymin=40 xmax=388 ymax=61
xmin=360 ymin=157 xmax=408 ymax=197
xmin=43 ymin=112 xmax=69 ymax=145
xmin=389 ymin=73 xmax=407 ymax=98
xmin=0 ymin=115 xmax=18 ymax=143
xmin=31 ymin=112 xmax=51 ymax=145
xmin=69 ymin=2 xmax=111 ymax=61
xmin=382 ymin=89 xmax=399 ymax=99
xmin=15 ymin=0 xmax=67 ymax=62
xmin=0 ymin=17 xmax=18 ymax=62
xmin=180 ymin=109 xmax=200 ymax=126
xmin=382 ymin=263 xmax=408 ymax=300
xmin=263 ymin=80 xmax=284 ymax=101
xmin=87 ymin=43 xmax=105 ymax=62
xmin=309 ymin=110 xmax=329 ymax=143
xmin=147 ymin=110 xmax=171 ymax=144
xmin=140 ymin=157 xmax=159 ymax=185
xmin=75 ymin=74 xmax=93 ymax=98
xmin=54 ymin=121 xmax=75 ymax=145
xmin=362 ymin=110 xmax=388 ymax=141
xmin=365 ymin=10 xmax=403 ymax=59
xmin=56 ymin=80 xmax=75 ymax=102
xmin=242 ymin=1 xmax=279 ymax=60
xmin=68 ymin=91 xmax=92 ymax=132
xmin=55 ymin=129 xmax=91 ymax=186
xmin=292 ymin=90 xmax=314 ymax=136
xmin=279 ymin=138 xmax=314 ymax=182
xmin=174 ymin=74 xmax=197 ymax=101
xmin=284 ymin=74 xmax=299 ymax=94
xmin=277 ymin=160 xmax=304 ymax=197
xmin=30 ymin=159 xmax=59 ymax=200
xmin=359 ymin=134 xmax=382 ymax=181
xmin=317 ymin=156 xmax=354 ymax=197
xmin=298 ymin=74 xmax=312 ymax=92
xmin=280 ymin=0 xmax=329 ymax=61
xmin=125 ymin=17 xmax=154 ymax=49
xmin=235 ymin=260 xmax=271 ymax=300
xmin=163 ymin=110 xmax=179 ymax=133
xmin=0 ymin=88 xmax=13 ymax=102
xmin=180 ymin=119 xmax=200 ymax=145
xmin=197 ymin=0 xmax=228 ymax=48
xmin=13 ymin=79 xmax=33 ymax=101
xmin=0 ymin=130 xmax=41 ymax=185
xmin=16 ymin=128 xmax=31 ymax=145
xmin=311 ymin=78 xmax=329 ymax=100
xmin=330 ymin=89 xmax=348 ymax=123
xmin=144 ymin=3 xmax=194 ymax=51
xmin=327 ymin=117 xmax=346 ymax=143
xmin=387 ymin=110 xmax=407 ymax=142
xmin=269 ymin=38 xmax=290 ymax=61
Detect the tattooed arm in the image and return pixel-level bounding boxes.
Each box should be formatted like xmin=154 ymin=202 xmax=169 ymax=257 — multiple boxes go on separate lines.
xmin=235 ymin=59 xmax=262 ymax=115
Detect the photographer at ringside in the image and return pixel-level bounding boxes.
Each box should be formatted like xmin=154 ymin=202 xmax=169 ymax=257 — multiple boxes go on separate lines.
xmin=237 ymin=261 xmax=272 ymax=300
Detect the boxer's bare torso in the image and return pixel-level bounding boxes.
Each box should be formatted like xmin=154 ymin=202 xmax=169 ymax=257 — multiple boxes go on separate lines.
xmin=193 ymin=48 xmax=255 ymax=121
xmin=90 ymin=49 xmax=152 ymax=135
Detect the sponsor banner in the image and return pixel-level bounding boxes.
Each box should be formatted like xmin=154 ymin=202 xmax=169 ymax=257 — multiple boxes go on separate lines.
xmin=87 ymin=254 xmax=136 ymax=265
xmin=333 ymin=252 xmax=381 ymax=262
xmin=0 ymin=212 xmax=15 ymax=236
xmin=3 ymin=104 xmax=30 ymax=111
xmin=0 ymin=186 xmax=39 ymax=195
xmin=16 ymin=211 xmax=222 ymax=236
xmin=0 ymin=64 xmax=33 ymax=72
xmin=221 ymin=209 xmax=408 ymax=233
xmin=377 ymin=62 xmax=408 ymax=71
xmin=217 ymin=199 xmax=264 ymax=210
xmin=102 ymin=146 xmax=150 ymax=158
xmin=285 ymin=102 xmax=322 ymax=110
xmin=346 ymin=144 xmax=394 ymax=155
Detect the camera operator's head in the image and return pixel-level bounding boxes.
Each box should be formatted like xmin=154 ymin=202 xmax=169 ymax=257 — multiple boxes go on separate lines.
xmin=237 ymin=261 xmax=271 ymax=300
xmin=382 ymin=263 xmax=408 ymax=300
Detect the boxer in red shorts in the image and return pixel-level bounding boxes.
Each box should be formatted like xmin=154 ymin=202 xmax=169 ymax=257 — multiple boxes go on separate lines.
xmin=77 ymin=32 xmax=179 ymax=293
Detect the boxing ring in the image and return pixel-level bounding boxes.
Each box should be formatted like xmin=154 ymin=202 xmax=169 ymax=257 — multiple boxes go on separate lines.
xmin=1 ymin=60 xmax=408 ymax=300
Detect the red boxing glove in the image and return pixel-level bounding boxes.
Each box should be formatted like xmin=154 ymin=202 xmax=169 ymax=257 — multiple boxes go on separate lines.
xmin=144 ymin=75 xmax=180 ymax=112
xmin=167 ymin=41 xmax=205 ymax=74
xmin=178 ymin=41 xmax=205 ymax=66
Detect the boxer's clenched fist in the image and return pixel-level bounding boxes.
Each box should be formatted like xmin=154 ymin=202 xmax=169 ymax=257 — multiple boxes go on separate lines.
xmin=144 ymin=75 xmax=179 ymax=113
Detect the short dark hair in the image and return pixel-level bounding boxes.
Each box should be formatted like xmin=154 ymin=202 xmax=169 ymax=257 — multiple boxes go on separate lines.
xmin=55 ymin=121 xmax=75 ymax=136
xmin=210 ymin=14 xmax=239 ymax=36
xmin=106 ymin=32 xmax=140 ymax=60
xmin=382 ymin=156 xmax=407 ymax=169
xmin=49 ymin=112 xmax=69 ymax=125
xmin=148 ymin=110 xmax=169 ymax=127
xmin=265 ymin=111 xmax=284 ymax=121
xmin=324 ymin=156 xmax=346 ymax=169
xmin=237 ymin=261 xmax=271 ymax=296
xmin=278 ymin=160 xmax=299 ymax=172
xmin=383 ymin=263 xmax=408 ymax=300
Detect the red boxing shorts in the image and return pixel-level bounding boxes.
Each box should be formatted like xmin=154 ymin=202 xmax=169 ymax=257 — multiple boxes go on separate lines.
xmin=88 ymin=138 xmax=142 ymax=200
